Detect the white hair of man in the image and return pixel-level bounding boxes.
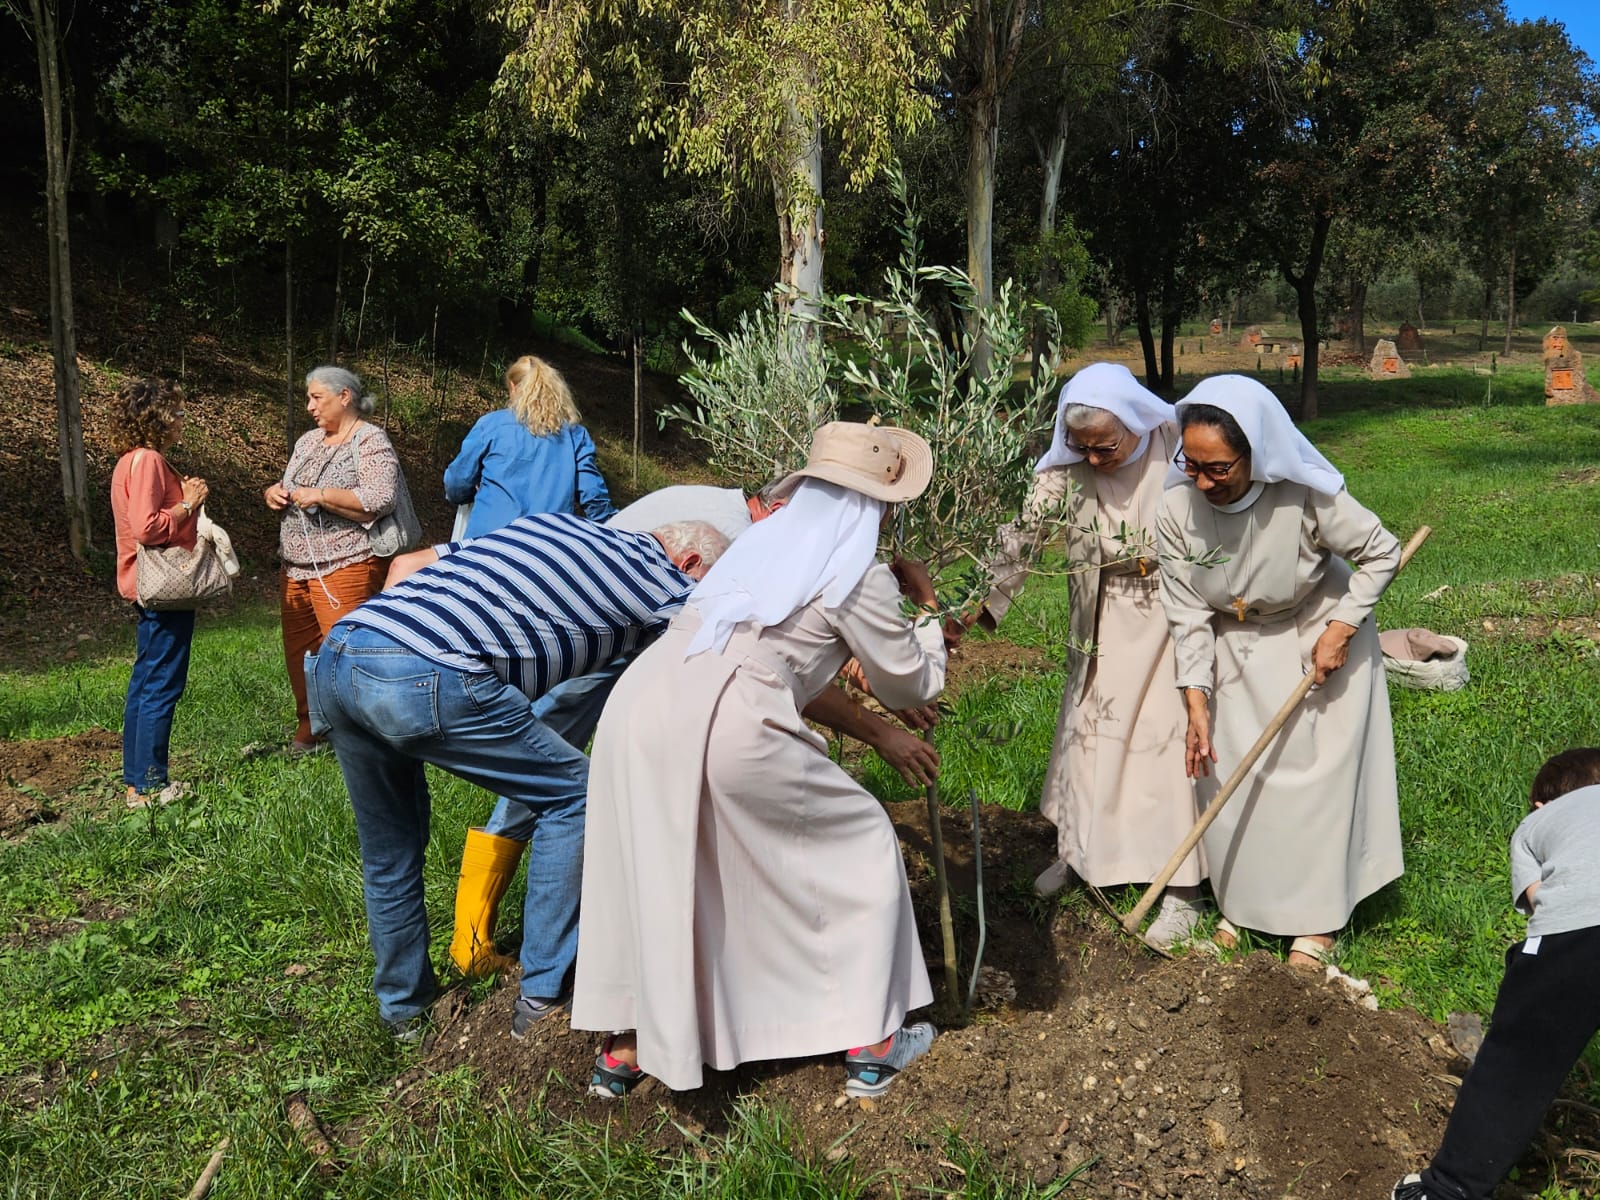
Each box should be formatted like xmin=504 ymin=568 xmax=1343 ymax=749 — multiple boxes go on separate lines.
xmin=652 ymin=520 xmax=730 ymax=571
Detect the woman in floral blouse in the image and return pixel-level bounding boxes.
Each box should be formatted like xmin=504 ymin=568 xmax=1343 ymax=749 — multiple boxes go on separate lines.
xmin=263 ymin=365 xmax=401 ymax=752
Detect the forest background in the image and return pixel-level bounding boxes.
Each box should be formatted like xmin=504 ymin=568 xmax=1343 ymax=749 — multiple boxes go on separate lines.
xmin=6 ymin=0 xmax=1600 ymax=566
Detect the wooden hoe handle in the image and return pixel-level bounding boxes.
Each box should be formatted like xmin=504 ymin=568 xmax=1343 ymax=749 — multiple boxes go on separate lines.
xmin=1121 ymin=524 xmax=1433 ymax=934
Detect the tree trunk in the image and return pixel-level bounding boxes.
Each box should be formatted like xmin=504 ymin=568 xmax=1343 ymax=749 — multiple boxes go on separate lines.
xmin=965 ymin=86 xmax=999 ymax=382
xmin=1134 ymin=288 xmax=1159 ymax=390
xmin=773 ymin=72 xmax=824 ymax=312
xmin=1347 ymin=281 xmax=1367 ymax=355
xmin=284 ymin=238 xmax=296 ymax=459
xmin=631 ymin=325 xmax=642 ymax=488
xmin=1029 ymin=98 xmax=1070 ymax=384
xmin=1285 ymin=212 xmax=1332 ymax=421
xmin=327 ymin=234 xmax=346 ymax=363
xmin=1480 ymin=282 xmax=1493 ymax=350
xmin=1159 ymin=312 xmax=1177 ymax=394
xmin=354 ymin=257 xmax=373 ymax=356
xmin=1502 ymin=237 xmax=1517 ymax=358
xmin=28 ymin=0 xmax=89 ymax=559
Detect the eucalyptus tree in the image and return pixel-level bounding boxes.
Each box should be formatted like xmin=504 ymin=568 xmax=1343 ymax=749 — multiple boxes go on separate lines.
xmin=489 ymin=0 xmax=954 ymax=306
xmin=942 ymin=0 xmax=1114 ymax=376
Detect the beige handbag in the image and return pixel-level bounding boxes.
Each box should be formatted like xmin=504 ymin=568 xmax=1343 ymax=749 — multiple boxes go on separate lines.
xmin=130 ymin=450 xmax=234 ymax=610
xmin=135 ymin=536 xmax=232 ymax=610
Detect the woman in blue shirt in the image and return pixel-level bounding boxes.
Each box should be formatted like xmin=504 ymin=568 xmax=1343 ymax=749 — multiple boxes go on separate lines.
xmin=445 ymin=355 xmax=616 ymax=536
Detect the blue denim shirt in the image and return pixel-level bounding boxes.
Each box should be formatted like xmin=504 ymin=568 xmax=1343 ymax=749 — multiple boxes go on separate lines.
xmin=444 ymin=411 xmax=615 ymax=536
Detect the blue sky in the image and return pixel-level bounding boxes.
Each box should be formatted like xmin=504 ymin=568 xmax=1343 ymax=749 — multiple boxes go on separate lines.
xmin=1503 ymin=0 xmax=1600 ymax=63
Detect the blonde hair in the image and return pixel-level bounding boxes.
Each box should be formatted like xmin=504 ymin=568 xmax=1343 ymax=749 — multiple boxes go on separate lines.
xmin=505 ymin=355 xmax=581 ymax=436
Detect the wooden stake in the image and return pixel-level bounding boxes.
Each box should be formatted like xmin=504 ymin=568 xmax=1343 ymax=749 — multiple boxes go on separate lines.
xmin=185 ymin=1137 xmax=230 ymax=1200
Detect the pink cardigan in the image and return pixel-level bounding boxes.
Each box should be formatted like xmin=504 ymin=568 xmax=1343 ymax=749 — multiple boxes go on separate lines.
xmin=111 ymin=448 xmax=196 ymax=602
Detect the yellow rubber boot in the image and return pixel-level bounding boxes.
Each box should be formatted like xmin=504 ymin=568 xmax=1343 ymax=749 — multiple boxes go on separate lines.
xmin=448 ymin=828 xmax=526 ymax=977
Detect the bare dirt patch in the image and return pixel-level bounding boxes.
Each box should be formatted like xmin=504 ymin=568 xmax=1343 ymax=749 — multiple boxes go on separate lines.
xmin=0 ymin=728 xmax=122 ymax=839
xmin=946 ymin=635 xmax=1055 ymax=693
xmin=399 ymin=803 xmax=1600 ymax=1198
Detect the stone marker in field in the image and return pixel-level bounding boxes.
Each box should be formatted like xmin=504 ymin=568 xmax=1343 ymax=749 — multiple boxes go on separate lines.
xmin=1543 ymin=325 xmax=1600 ymax=405
xmin=1239 ymin=325 xmax=1263 ymax=350
xmin=1396 ymin=323 xmax=1424 ymax=354
xmin=1367 ymin=338 xmax=1410 ymax=379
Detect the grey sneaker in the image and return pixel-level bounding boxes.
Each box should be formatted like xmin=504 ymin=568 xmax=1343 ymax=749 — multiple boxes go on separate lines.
xmin=844 ymin=1021 xmax=937 ymax=1097
xmin=510 ymin=994 xmax=568 ymax=1040
xmin=1144 ymin=894 xmax=1210 ymax=951
xmin=384 ymin=1015 xmax=428 ymax=1046
xmin=1033 ymin=858 xmax=1077 ymax=898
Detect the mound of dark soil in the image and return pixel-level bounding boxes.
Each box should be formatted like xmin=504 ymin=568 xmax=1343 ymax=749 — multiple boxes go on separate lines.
xmin=405 ymin=803 xmax=1600 ymax=1198
xmin=0 ymin=727 xmax=122 ymax=839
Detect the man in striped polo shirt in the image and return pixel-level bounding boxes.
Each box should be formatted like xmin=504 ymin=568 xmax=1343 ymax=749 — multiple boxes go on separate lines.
xmin=305 ymin=512 xmax=728 ymax=1042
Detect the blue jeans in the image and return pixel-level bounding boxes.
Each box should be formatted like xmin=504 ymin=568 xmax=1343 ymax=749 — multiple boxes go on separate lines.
xmin=481 ymin=654 xmax=630 ymax=841
xmin=307 ymin=624 xmax=590 ymax=1021
xmin=122 ymin=606 xmax=195 ymax=793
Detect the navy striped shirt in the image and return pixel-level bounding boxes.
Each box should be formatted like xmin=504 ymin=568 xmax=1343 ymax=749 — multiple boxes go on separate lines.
xmin=343 ymin=512 xmax=692 ymax=699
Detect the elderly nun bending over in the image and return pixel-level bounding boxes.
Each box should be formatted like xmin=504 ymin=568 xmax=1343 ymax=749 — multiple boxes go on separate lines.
xmin=977 ymin=363 xmax=1205 ymax=949
xmin=1155 ymin=375 xmax=1404 ymax=967
xmin=572 ymin=422 xmax=950 ymax=1100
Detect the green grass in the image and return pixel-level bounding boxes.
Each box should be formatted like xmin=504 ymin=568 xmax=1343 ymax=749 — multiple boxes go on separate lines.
xmin=4 ymin=365 xmax=1600 ymax=1193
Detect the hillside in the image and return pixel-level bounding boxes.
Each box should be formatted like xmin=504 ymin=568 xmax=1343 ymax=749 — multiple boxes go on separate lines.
xmin=0 ymin=216 xmax=712 ymax=666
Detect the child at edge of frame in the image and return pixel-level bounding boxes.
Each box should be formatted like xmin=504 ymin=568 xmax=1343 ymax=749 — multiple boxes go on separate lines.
xmin=1391 ymin=747 xmax=1600 ymax=1200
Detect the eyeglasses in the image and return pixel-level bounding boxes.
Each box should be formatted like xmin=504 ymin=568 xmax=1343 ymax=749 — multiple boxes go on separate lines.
xmin=1172 ymin=448 xmax=1246 ymax=481
xmin=1065 ymin=433 xmax=1126 ymax=459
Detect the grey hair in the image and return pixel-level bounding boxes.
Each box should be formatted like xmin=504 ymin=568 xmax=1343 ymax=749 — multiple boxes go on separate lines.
xmin=306 ymin=365 xmax=377 ymax=416
xmin=755 ymin=480 xmax=786 ymax=507
xmin=1062 ymin=403 xmax=1126 ymax=434
xmin=653 ymin=520 xmax=730 ymax=570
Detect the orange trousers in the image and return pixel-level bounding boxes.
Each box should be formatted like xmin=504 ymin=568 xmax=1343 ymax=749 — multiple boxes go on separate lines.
xmin=280 ymin=557 xmax=388 ymax=744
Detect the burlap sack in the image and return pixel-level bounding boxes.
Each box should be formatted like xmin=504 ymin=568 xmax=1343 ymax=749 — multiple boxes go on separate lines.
xmin=1380 ymin=627 xmax=1468 ymax=691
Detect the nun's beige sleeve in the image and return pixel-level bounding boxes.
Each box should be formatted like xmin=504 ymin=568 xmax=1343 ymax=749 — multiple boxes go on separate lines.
xmin=981 ymin=467 xmax=1075 ymax=626
xmin=1155 ymin=498 xmax=1218 ymax=692
xmin=830 ymin=563 xmax=947 ymax=711
xmin=1311 ymin=489 xmax=1402 ymax=629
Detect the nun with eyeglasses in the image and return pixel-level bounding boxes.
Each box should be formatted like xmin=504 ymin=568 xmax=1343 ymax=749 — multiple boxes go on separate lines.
xmin=976 ymin=363 xmax=1206 ymax=949
xmin=1156 ymin=374 xmax=1404 ymax=969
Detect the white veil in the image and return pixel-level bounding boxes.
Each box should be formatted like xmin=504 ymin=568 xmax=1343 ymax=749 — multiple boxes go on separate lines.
xmin=1035 ymin=362 xmax=1175 ymax=472
xmin=1171 ymin=375 xmax=1344 ymax=494
xmin=683 ymin=479 xmax=884 ymax=658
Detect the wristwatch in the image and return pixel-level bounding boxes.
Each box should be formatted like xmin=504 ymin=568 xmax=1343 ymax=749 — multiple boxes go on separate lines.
xmin=179 ymin=500 xmax=194 ymax=515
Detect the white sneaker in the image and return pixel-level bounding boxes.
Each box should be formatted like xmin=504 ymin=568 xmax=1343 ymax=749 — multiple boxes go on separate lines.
xmin=1033 ymin=858 xmax=1077 ymax=898
xmin=126 ymin=780 xmax=193 ymax=810
xmin=1143 ymin=894 xmax=1209 ymax=951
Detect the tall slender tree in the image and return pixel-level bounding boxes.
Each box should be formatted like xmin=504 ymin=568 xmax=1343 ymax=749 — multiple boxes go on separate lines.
xmin=9 ymin=0 xmax=89 ymax=558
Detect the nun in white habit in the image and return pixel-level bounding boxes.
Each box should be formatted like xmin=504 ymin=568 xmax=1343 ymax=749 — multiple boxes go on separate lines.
xmin=572 ymin=422 xmax=948 ymax=1099
xmin=1155 ymin=375 xmax=1404 ymax=966
xmin=980 ymin=362 xmax=1205 ymax=949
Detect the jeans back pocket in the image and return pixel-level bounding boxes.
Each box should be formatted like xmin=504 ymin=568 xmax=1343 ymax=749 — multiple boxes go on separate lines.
xmin=350 ymin=662 xmax=442 ymax=742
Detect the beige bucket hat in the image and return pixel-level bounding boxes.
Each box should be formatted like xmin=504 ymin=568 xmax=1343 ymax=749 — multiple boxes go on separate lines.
xmin=772 ymin=421 xmax=934 ymax=503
